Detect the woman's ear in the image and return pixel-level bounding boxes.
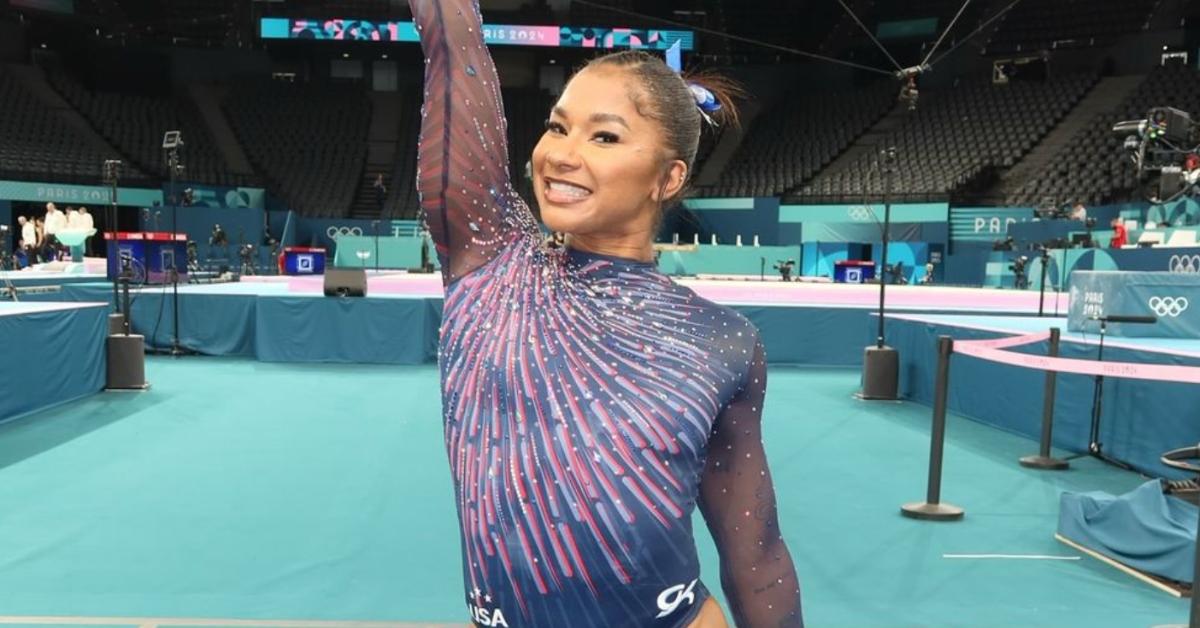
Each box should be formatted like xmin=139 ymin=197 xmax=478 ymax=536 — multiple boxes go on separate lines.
xmin=652 ymin=160 xmax=688 ymax=203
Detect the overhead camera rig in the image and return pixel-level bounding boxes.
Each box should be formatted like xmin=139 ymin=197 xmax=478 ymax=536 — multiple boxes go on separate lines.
xmin=1114 ymin=106 xmax=1200 ymax=203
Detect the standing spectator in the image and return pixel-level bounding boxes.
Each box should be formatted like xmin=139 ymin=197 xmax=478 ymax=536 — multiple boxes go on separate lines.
xmin=19 ymin=216 xmax=36 ymax=263
xmin=1069 ymin=202 xmax=1087 ymax=222
xmin=373 ymin=173 xmax=387 ymax=214
xmin=43 ymin=202 xmax=66 ymax=259
xmin=33 ymin=216 xmax=46 ymax=263
xmin=78 ymin=206 xmax=94 ymax=255
xmin=1110 ymin=217 xmax=1128 ymax=248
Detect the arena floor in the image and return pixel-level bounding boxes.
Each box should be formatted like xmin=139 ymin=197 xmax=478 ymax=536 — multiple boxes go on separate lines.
xmin=0 ymin=357 xmax=1186 ymax=628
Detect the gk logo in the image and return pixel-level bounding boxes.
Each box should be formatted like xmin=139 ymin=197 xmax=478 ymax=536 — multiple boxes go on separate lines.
xmin=656 ymin=579 xmax=698 ymax=618
xmin=297 ymin=254 xmax=313 ymax=272
xmin=845 ymin=268 xmax=862 ymax=283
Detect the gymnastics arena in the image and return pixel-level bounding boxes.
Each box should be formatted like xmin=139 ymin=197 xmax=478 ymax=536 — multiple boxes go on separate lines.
xmin=2 ymin=0 xmax=1200 ymax=627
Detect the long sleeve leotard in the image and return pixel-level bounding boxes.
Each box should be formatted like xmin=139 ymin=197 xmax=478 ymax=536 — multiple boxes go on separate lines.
xmin=411 ymin=1 xmax=803 ymax=625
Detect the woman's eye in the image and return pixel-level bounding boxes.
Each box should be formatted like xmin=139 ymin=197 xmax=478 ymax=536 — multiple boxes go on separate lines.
xmin=593 ymin=132 xmax=619 ymax=144
xmin=543 ymin=119 xmax=565 ymax=134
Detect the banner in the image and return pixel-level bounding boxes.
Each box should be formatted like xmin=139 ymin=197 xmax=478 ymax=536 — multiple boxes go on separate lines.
xmin=950 ymin=207 xmax=1034 ymax=244
xmin=260 ymin=17 xmax=694 ymax=50
xmin=778 ymin=202 xmax=949 ymax=224
xmin=169 ymin=184 xmax=266 ymax=210
xmin=0 ymin=179 xmax=162 ymax=207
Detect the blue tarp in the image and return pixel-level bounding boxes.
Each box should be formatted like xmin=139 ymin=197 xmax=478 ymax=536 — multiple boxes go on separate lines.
xmin=1059 ymin=480 xmax=1198 ymax=584
xmin=0 ymin=303 xmax=107 ymax=423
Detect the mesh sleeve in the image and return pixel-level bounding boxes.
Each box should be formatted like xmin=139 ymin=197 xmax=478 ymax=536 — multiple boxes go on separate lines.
xmin=698 ymin=340 xmax=804 ymax=627
xmin=410 ymin=0 xmax=536 ymax=284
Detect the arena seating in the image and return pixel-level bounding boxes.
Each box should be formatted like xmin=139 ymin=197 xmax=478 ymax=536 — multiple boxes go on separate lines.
xmin=503 ymin=88 xmax=557 ymax=207
xmin=699 ymin=80 xmax=895 ymax=198
xmin=46 ymin=71 xmax=251 ymax=188
xmin=1008 ymin=64 xmax=1200 ymax=207
xmin=223 ymin=78 xmax=370 ymax=217
xmin=721 ymin=0 xmax=842 ymax=62
xmin=0 ymin=67 xmax=150 ymax=185
xmin=985 ymin=0 xmax=1159 ymax=54
xmin=384 ymin=93 xmax=421 ymax=219
xmin=798 ymin=73 xmax=1096 ymax=201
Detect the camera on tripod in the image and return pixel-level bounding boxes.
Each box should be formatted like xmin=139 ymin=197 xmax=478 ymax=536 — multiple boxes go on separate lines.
xmin=772 ymin=259 xmax=795 ymax=282
xmin=1009 ymin=255 xmax=1030 ymax=289
xmin=209 ymin=224 xmax=228 ymax=247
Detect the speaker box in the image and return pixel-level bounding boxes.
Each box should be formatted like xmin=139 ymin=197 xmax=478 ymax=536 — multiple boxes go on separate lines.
xmin=107 ymin=334 xmax=149 ymax=390
xmin=324 ymin=267 xmax=368 ymax=297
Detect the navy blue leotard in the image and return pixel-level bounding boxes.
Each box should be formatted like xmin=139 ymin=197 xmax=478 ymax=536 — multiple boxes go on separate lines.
xmin=411 ymin=1 xmax=803 ymax=625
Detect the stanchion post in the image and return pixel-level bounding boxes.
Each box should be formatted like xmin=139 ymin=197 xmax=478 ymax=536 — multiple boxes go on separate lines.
xmin=1021 ymin=327 xmax=1069 ymax=470
xmin=902 ymin=335 xmax=964 ymax=521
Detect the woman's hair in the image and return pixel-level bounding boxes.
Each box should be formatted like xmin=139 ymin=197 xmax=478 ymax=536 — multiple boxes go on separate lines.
xmin=581 ymin=50 xmax=743 ymax=204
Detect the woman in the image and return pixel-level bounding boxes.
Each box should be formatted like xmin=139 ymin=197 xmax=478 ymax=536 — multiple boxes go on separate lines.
xmin=411 ymin=0 xmax=803 ymax=625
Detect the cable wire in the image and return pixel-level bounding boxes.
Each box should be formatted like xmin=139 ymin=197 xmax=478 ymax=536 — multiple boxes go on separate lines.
xmin=928 ymin=0 xmax=1025 ymax=69
xmin=833 ymin=0 xmax=904 ymax=72
xmin=920 ymin=0 xmax=974 ymax=68
xmin=570 ymin=0 xmax=895 ymax=76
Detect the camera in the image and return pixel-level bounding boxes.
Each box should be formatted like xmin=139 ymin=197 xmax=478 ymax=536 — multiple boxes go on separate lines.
xmin=772 ymin=259 xmax=795 ymax=282
xmin=1009 ymin=255 xmax=1030 ymax=289
xmin=1114 ymin=107 xmax=1200 ymax=202
xmin=209 ymin=224 xmax=228 ymax=247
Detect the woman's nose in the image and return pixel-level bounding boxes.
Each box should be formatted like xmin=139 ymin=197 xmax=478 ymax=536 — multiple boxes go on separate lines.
xmin=546 ymin=140 xmax=582 ymax=170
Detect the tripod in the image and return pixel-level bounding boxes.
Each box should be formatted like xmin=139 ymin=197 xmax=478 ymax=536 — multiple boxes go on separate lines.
xmin=103 ymin=159 xmax=122 ymax=314
xmin=1084 ymin=314 xmax=1157 ymax=469
xmin=1036 ymin=247 xmax=1051 ymax=316
xmin=164 ymin=131 xmax=187 ymax=356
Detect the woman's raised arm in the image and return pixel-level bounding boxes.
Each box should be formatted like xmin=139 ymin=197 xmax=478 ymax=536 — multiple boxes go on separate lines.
xmin=410 ymin=0 xmax=535 ymax=284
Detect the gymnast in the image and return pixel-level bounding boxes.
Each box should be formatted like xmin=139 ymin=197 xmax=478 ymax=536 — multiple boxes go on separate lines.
xmin=410 ymin=0 xmax=803 ymax=625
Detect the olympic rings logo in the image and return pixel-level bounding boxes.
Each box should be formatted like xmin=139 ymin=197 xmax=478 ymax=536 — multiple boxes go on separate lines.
xmin=848 ymin=206 xmax=873 ymax=222
xmin=1169 ymin=254 xmax=1200 ymax=273
xmin=1148 ymin=296 xmax=1189 ymax=317
xmin=326 ymin=226 xmax=363 ymax=239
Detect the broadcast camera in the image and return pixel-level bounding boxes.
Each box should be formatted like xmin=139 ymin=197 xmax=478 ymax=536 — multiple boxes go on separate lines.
xmin=238 ymin=243 xmax=256 ymax=275
xmin=1114 ymin=107 xmax=1200 ymax=202
xmin=773 ymin=259 xmax=795 ymax=282
xmin=1009 ymin=255 xmax=1030 ymax=290
xmin=209 ymin=224 xmax=228 ymax=247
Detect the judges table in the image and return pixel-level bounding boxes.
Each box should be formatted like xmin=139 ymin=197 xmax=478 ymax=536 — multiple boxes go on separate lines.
xmin=332 ymin=235 xmax=435 ymax=270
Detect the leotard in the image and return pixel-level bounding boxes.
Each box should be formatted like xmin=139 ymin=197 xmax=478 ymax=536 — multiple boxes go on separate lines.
xmin=411 ymin=0 xmax=803 ymax=625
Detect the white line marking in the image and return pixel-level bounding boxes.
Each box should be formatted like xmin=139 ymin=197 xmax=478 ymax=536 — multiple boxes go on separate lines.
xmin=942 ymin=554 xmax=1081 ymax=560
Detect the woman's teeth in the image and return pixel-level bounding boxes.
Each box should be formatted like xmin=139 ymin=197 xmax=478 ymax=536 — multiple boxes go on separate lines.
xmin=547 ymin=181 xmax=591 ymax=199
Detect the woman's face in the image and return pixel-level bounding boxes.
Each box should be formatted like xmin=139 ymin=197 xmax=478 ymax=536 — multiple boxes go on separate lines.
xmin=532 ymin=65 xmax=686 ymax=239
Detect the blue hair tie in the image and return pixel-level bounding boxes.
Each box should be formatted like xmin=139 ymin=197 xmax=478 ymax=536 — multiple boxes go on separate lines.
xmin=666 ymin=41 xmax=721 ymax=124
xmin=688 ymin=83 xmax=722 ymax=114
